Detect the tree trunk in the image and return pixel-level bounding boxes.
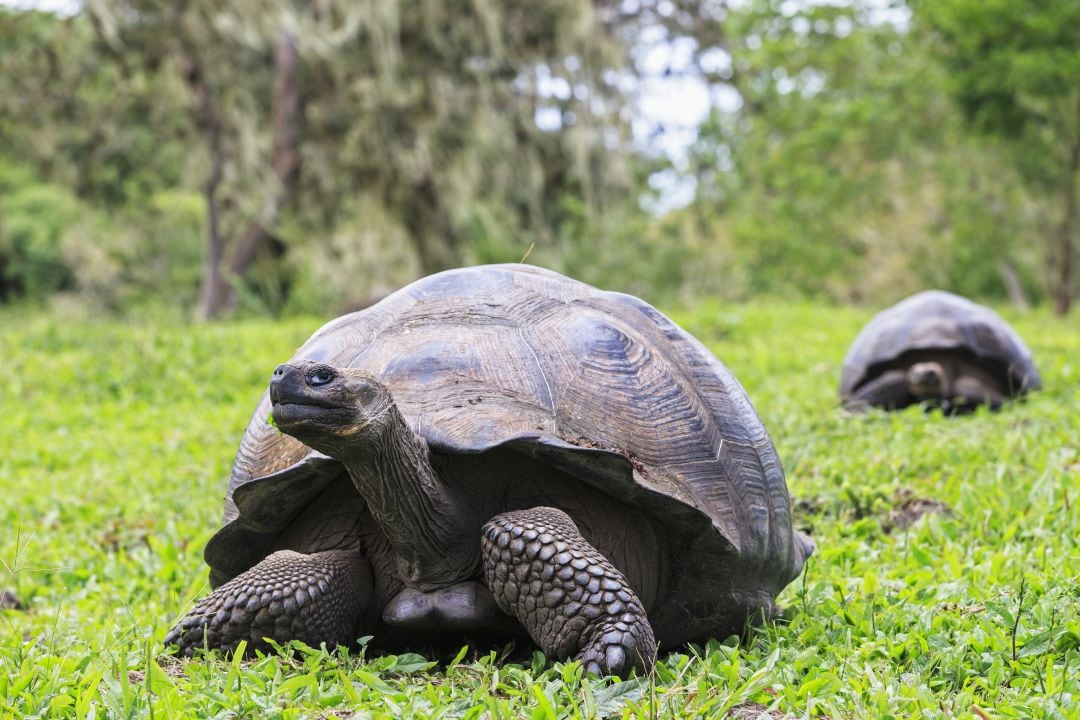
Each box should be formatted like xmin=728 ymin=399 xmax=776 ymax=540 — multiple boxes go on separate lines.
xmin=197 ymin=29 xmax=302 ymax=320
xmin=997 ymin=261 xmax=1030 ymax=312
xmin=1052 ymin=135 xmax=1080 ymax=315
xmin=180 ymin=51 xmax=230 ymax=322
xmin=196 ymin=133 xmax=229 ymax=320
xmin=225 ymin=30 xmax=302 ymax=288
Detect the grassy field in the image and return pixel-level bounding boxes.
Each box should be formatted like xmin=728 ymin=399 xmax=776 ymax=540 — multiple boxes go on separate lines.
xmin=1 ymin=299 xmax=1077 ymax=719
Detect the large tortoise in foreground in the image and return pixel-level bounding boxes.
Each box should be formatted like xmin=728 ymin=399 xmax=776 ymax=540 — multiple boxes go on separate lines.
xmin=167 ymin=264 xmax=813 ymax=676
xmin=841 ymin=290 xmax=1040 ymax=412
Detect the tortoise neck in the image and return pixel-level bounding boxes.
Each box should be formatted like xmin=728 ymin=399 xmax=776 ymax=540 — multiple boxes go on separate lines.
xmin=339 ymin=405 xmax=476 ymax=589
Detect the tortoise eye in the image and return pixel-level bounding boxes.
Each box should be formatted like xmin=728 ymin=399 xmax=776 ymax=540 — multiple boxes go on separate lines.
xmin=308 ymin=368 xmax=335 ymax=386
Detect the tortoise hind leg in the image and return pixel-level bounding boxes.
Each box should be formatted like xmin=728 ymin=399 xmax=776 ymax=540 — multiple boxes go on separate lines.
xmin=166 ymin=549 xmax=371 ymax=656
xmin=481 ymin=507 xmax=656 ymax=677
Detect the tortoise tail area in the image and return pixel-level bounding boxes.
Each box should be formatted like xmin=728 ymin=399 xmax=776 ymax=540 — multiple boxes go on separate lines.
xmin=791 ymin=529 xmax=815 ymax=578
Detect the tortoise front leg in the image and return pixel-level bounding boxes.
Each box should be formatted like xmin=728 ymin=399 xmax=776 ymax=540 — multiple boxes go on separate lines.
xmin=166 ymin=549 xmax=371 ymax=656
xmin=481 ymin=507 xmax=656 ymax=677
xmin=948 ymin=375 xmax=1007 ymax=413
xmin=846 ymin=369 xmax=913 ymax=410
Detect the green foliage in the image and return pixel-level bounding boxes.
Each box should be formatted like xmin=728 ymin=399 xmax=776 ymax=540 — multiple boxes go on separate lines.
xmin=0 ymin=172 xmax=82 ymax=300
xmin=73 ymin=0 xmax=650 ymax=314
xmin=0 ymin=158 xmax=207 ymax=311
xmin=683 ymin=0 xmax=1057 ymax=307
xmin=914 ymin=0 xmax=1080 ymax=149
xmin=0 ymin=7 xmax=204 ymax=310
xmin=1 ymin=301 xmax=1076 ymax=717
xmin=0 ymin=8 xmax=187 ymax=207
xmin=0 ymin=2 xmax=1075 ymax=313
xmin=60 ymin=189 xmax=207 ymax=312
xmin=912 ymin=0 xmax=1080 ymax=312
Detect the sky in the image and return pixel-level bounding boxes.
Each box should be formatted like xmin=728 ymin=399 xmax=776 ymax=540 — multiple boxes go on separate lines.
xmin=632 ymin=31 xmax=737 ymax=211
xmin=1 ymin=0 xmax=76 ymax=14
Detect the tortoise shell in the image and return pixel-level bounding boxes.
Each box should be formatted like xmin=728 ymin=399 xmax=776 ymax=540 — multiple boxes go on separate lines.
xmin=205 ymin=264 xmax=811 ymax=639
xmin=840 ymin=290 xmax=1041 ymax=401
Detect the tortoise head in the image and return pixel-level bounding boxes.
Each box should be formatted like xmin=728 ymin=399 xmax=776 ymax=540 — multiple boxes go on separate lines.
xmin=905 ymin=361 xmax=949 ymax=399
xmin=270 ymin=361 xmax=396 ymax=456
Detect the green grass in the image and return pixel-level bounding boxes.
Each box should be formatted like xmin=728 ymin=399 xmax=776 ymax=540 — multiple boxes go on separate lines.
xmin=1 ymin=301 xmax=1077 ymax=719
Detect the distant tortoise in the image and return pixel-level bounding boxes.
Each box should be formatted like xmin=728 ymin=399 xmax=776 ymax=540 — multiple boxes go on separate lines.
xmin=166 ymin=264 xmax=813 ymax=676
xmin=841 ymin=290 xmax=1040 ymax=412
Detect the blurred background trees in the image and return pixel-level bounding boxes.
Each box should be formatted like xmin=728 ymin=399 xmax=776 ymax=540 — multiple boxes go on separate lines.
xmin=0 ymin=0 xmax=1075 ymax=317
xmin=913 ymin=0 xmax=1080 ymax=314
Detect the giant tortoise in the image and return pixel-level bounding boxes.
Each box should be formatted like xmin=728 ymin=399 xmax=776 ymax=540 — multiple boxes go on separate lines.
xmin=166 ymin=264 xmax=813 ymax=676
xmin=841 ymin=290 xmax=1040 ymax=412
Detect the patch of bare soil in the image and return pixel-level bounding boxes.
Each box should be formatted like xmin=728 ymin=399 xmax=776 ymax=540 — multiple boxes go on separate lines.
xmin=128 ymin=661 xmax=188 ymax=685
xmin=884 ymin=490 xmax=952 ymax=532
xmin=1 ymin=589 xmax=22 ymax=610
xmin=726 ymin=701 xmax=793 ymax=719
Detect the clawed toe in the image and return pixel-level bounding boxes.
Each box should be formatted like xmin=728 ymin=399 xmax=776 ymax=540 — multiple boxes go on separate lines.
xmin=482 ymin=506 xmax=657 ymax=677
xmin=164 ymin=549 xmax=370 ymax=657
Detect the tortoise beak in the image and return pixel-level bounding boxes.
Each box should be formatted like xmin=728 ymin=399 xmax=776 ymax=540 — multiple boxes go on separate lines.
xmin=906 ymin=363 xmax=945 ymax=398
xmin=269 ymin=362 xmax=351 ymax=425
xmin=269 ymin=363 xmax=339 ymax=408
xmin=269 ymin=363 xmax=361 ymax=444
xmin=269 ymin=364 xmax=305 ymax=405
